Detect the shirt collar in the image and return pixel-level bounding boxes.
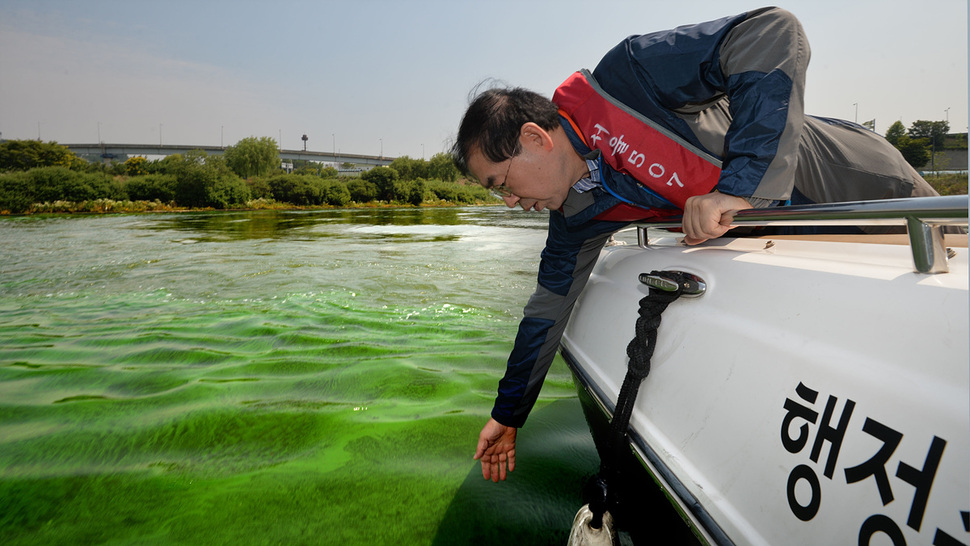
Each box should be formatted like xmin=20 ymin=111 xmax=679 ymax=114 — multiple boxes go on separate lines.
xmin=571 ymin=158 xmax=602 ymax=193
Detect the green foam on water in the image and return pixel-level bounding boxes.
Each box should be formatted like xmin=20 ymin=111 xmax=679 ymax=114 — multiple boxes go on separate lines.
xmin=0 ymin=209 xmax=598 ymax=544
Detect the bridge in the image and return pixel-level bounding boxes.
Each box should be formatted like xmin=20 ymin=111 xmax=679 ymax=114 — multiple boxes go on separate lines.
xmin=63 ymin=143 xmax=395 ymax=169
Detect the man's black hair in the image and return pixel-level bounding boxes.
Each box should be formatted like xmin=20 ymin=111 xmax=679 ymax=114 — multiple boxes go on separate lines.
xmin=451 ymin=86 xmax=561 ymax=176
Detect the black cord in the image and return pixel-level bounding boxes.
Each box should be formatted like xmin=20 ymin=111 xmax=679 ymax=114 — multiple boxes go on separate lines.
xmin=585 ymin=270 xmax=687 ymax=529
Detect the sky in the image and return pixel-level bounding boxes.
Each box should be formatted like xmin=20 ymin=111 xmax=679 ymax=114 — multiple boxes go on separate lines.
xmin=0 ymin=0 xmax=966 ymax=160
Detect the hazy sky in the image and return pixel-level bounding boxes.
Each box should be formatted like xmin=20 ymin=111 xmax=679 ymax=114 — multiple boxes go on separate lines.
xmin=1 ymin=0 xmax=966 ymax=159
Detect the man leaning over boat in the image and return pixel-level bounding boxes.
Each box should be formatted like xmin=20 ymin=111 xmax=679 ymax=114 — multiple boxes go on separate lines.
xmin=449 ymin=6 xmax=941 ymax=483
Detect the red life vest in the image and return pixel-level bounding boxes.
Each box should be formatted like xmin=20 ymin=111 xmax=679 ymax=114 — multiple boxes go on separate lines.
xmin=553 ymin=69 xmax=722 ymax=215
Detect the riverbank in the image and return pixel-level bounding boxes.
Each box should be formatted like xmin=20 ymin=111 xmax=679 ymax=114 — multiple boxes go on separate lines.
xmin=2 ymin=196 xmax=503 ymax=216
xmin=4 ymin=174 xmax=965 ymax=216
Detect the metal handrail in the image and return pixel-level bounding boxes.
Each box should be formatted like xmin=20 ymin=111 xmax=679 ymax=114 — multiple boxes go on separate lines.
xmin=637 ymin=195 xmax=969 ymax=274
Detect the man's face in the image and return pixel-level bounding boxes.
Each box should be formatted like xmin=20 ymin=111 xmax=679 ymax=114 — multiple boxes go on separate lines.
xmin=466 ymin=147 xmax=570 ymax=212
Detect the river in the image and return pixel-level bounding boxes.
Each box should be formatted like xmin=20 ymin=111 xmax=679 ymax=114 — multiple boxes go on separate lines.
xmin=0 ymin=207 xmax=630 ymax=545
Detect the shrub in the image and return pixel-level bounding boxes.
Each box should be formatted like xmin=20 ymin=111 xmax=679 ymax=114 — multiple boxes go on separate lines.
xmin=246 ymin=177 xmax=274 ymax=200
xmin=346 ymin=179 xmax=378 ymax=202
xmin=126 ymin=156 xmax=149 ymax=176
xmin=926 ymin=173 xmax=968 ymax=196
xmin=393 ymin=179 xmax=425 ymax=205
xmin=27 ymin=167 xmax=120 ymax=203
xmin=27 ymin=199 xmax=174 ymax=214
xmin=245 ymin=198 xmax=283 ymax=210
xmin=361 ymin=167 xmax=398 ymax=201
xmin=163 ymin=152 xmax=247 ymax=208
xmin=318 ymin=180 xmax=351 ymax=206
xmin=425 ymin=179 xmax=496 ymax=204
xmin=266 ymin=174 xmax=321 ymax=205
xmin=426 ymin=180 xmax=460 ymax=202
xmin=208 ymin=175 xmax=252 ymax=209
xmin=125 ymin=174 xmax=178 ymax=202
xmin=0 ymin=171 xmax=32 ymax=213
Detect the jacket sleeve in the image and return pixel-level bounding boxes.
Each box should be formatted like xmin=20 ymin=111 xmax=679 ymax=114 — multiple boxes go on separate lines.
xmin=714 ymin=7 xmax=810 ymax=202
xmin=592 ymin=7 xmax=810 ymax=204
xmin=491 ymin=212 xmax=619 ymax=428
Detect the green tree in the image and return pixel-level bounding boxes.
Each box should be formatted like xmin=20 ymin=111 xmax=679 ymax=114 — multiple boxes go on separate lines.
xmin=292 ymin=161 xmax=339 ymax=178
xmin=397 ymin=179 xmax=425 ymax=205
xmin=146 ymin=154 xmax=184 ymax=175
xmin=224 ymin=136 xmax=280 ymax=178
xmin=896 ymin=136 xmax=930 ymax=169
xmin=0 ymin=171 xmax=32 ymax=212
xmin=28 ymin=167 xmax=120 ymax=203
xmin=885 ymin=121 xmax=906 ymax=146
xmin=389 ymin=156 xmax=428 ymax=181
xmin=908 ymin=120 xmax=950 ymax=149
xmin=319 ymin=180 xmax=351 ymax=206
xmin=266 ymin=174 xmax=321 ymax=205
xmin=168 ymin=151 xmax=249 ymax=208
xmin=361 ymin=167 xmax=399 ymax=201
xmin=0 ymin=139 xmax=85 ymax=171
xmin=246 ymin=177 xmax=274 ymax=200
xmin=125 ymin=156 xmax=149 ymax=176
xmin=427 ymin=153 xmax=459 ymax=182
xmin=125 ymin=174 xmax=177 ymax=202
xmin=346 ymin=179 xmax=378 ymax=202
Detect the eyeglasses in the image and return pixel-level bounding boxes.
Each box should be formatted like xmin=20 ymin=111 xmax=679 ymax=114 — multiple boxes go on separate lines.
xmin=490 ymin=156 xmax=515 ymax=198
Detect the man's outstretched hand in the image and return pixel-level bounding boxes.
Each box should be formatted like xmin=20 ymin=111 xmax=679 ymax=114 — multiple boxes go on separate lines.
xmin=473 ymin=418 xmax=517 ymax=482
xmin=682 ymin=192 xmax=752 ymax=245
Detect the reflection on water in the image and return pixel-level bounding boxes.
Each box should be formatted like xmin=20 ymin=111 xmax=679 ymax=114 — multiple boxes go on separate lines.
xmin=146 ymin=207 xmax=544 ymax=243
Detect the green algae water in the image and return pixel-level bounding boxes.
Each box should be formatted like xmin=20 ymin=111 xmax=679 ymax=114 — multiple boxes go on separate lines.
xmin=0 ymin=207 xmax=605 ymax=545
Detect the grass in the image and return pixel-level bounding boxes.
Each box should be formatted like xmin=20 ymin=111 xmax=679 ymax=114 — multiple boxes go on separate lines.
xmin=924 ymin=173 xmax=968 ymax=196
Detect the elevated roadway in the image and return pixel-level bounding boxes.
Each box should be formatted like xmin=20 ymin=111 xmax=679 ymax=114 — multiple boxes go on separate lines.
xmin=64 ymin=143 xmax=395 ymax=168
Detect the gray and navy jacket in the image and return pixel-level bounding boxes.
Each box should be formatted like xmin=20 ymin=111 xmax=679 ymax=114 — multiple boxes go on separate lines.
xmin=492 ymin=7 xmax=921 ymax=428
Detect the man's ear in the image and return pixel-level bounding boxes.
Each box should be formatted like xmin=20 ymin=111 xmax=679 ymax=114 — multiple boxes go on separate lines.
xmin=519 ymin=122 xmax=555 ymax=152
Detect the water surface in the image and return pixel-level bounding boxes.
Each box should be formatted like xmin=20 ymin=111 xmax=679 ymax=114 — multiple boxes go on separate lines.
xmin=0 ymin=207 xmax=605 ymax=545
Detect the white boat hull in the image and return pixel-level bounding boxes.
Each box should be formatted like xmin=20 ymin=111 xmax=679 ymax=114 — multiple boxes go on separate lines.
xmin=561 ymin=230 xmax=969 ymax=545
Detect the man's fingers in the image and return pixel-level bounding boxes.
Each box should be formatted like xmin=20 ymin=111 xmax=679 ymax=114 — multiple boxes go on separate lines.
xmin=480 ymin=453 xmax=513 ymax=482
xmin=718 ymin=210 xmax=737 ymax=229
